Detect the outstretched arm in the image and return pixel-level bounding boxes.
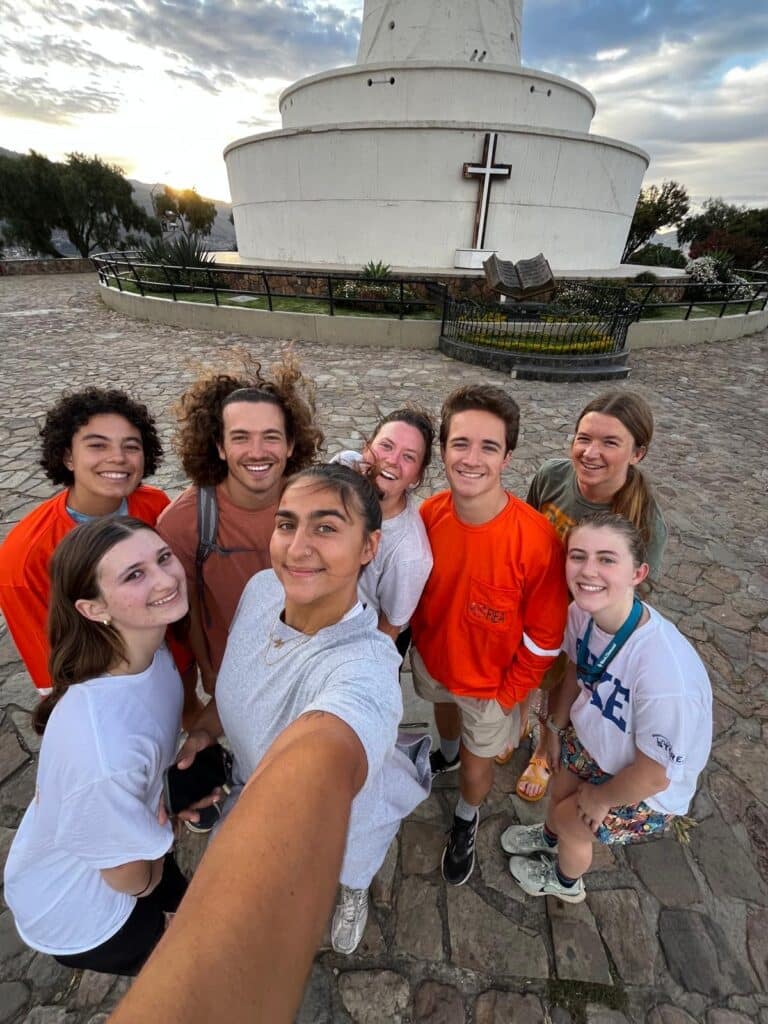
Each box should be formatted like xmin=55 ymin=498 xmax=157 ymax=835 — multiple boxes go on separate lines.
xmin=109 ymin=712 xmax=367 ymax=1024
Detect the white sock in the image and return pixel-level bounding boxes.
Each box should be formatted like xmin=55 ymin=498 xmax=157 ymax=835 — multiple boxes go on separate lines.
xmin=455 ymin=796 xmax=479 ymax=822
xmin=440 ymin=736 xmax=460 ymax=761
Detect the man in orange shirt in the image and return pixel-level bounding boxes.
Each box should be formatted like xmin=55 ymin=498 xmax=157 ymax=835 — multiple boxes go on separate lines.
xmin=410 ymin=385 xmax=568 ymax=885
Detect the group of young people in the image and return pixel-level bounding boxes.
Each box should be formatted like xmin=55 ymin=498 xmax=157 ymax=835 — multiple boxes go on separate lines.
xmin=0 ymin=362 xmax=712 ymax=982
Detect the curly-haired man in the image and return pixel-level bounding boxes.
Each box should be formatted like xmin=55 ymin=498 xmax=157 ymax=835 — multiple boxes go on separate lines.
xmin=0 ymin=387 xmax=171 ymax=693
xmin=156 ymin=355 xmax=323 ymax=693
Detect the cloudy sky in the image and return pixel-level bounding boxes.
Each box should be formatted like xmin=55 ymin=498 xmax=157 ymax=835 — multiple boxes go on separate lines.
xmin=1 ymin=0 xmax=766 ymax=207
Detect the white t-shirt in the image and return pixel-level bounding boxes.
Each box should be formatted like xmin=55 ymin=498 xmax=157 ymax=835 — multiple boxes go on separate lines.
xmin=4 ymin=647 xmax=182 ymax=956
xmin=216 ymin=571 xmax=428 ymax=888
xmin=564 ymin=604 xmax=712 ymax=815
xmin=330 ymin=451 xmax=433 ymax=628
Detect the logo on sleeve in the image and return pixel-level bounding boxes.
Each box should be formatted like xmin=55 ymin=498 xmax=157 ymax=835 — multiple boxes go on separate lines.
xmin=653 ymin=734 xmax=685 ymax=765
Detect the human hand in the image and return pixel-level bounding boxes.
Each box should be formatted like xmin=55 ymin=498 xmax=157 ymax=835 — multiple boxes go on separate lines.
xmin=575 ymin=782 xmax=611 ymax=834
xmin=176 ymin=787 xmax=224 ymax=825
xmin=544 ymin=727 xmax=562 ymax=775
xmin=175 ymin=728 xmax=215 ymax=770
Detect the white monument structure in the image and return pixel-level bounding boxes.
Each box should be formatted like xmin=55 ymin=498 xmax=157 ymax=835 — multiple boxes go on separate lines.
xmin=224 ymin=0 xmax=649 ymax=272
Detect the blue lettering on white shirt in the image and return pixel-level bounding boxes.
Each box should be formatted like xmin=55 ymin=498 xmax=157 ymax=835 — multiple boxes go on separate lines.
xmin=575 ymin=638 xmax=629 ymax=734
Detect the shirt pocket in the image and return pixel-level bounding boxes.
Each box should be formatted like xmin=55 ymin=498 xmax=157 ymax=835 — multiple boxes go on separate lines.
xmin=464 ymin=578 xmax=521 ymax=633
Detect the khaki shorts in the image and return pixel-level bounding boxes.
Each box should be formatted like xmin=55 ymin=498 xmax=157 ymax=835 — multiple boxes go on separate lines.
xmin=411 ymin=648 xmax=520 ymax=759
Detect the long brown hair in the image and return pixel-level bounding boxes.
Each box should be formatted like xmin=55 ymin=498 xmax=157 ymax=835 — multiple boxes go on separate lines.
xmin=574 ymin=391 xmax=656 ymax=549
xmin=33 ymin=517 xmax=154 ymax=735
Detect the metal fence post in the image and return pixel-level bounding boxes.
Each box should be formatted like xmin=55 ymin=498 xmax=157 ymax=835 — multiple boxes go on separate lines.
xmin=262 ymin=273 xmax=273 ymax=311
xmin=207 ymin=267 xmax=219 ymax=306
xmin=110 ymin=258 xmax=123 ymax=292
xmin=125 ymin=257 xmax=144 ymax=297
xmin=161 ymin=263 xmax=176 ymax=301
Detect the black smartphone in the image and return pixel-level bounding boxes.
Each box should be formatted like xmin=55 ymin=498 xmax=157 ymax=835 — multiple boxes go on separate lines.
xmin=163 ymin=743 xmax=231 ymax=827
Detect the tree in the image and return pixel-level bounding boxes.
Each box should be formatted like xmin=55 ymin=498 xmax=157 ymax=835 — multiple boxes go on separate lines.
xmin=0 ymin=151 xmax=67 ymax=257
xmin=622 ymin=181 xmax=690 ymax=263
xmin=678 ymin=198 xmax=768 ymax=269
xmin=628 ymin=242 xmax=687 ymax=269
xmin=0 ymin=151 xmax=159 ymax=257
xmin=58 ymin=153 xmax=158 ymax=256
xmin=152 ymin=186 xmax=216 ymax=239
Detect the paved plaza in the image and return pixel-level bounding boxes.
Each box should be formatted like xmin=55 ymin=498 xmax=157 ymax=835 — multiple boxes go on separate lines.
xmin=0 ymin=272 xmax=766 ymax=1024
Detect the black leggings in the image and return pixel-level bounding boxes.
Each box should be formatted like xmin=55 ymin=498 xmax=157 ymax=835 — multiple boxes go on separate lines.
xmin=396 ymin=626 xmax=412 ymax=659
xmin=54 ymin=853 xmax=188 ymax=977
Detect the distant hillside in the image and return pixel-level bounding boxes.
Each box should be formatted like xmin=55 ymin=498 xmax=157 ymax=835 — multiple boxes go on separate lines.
xmin=652 ymin=230 xmax=681 ymax=249
xmin=128 ymin=180 xmax=235 ymax=252
xmin=0 ymin=147 xmax=236 ymax=254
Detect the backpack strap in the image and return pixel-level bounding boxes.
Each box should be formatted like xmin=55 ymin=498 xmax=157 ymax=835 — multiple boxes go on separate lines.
xmin=195 ymin=485 xmax=219 ymax=628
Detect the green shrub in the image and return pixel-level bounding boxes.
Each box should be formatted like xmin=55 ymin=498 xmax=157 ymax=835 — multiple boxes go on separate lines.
xmin=138 ymin=232 xmax=213 ymax=268
xmin=629 ymin=243 xmax=687 ymax=269
xmin=361 ymin=259 xmax=392 ymax=281
xmin=685 ymin=255 xmax=753 ymax=301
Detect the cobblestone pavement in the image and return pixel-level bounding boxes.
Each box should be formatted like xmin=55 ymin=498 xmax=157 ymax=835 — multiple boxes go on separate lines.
xmin=0 ymin=273 xmax=766 ymax=1024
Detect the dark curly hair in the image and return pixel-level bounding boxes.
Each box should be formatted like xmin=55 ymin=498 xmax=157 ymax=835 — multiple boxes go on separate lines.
xmin=174 ymin=352 xmax=324 ymax=487
xmin=40 ymin=388 xmax=163 ymax=486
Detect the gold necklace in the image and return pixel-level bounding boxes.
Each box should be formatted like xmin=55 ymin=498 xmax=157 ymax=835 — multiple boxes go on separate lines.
xmin=264 ymin=617 xmax=315 ymax=665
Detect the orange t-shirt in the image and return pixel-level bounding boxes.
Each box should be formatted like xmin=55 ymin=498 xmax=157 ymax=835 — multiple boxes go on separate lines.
xmin=156 ymin=484 xmax=275 ymax=671
xmin=0 ymin=486 xmax=171 ymax=690
xmin=410 ymin=490 xmax=568 ymax=709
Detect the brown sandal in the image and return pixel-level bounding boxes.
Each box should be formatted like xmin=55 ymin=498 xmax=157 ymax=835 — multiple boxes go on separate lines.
xmin=515 ymin=755 xmax=552 ymax=801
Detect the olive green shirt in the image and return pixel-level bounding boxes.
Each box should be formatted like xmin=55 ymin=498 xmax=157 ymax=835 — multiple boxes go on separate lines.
xmin=526 ymin=458 xmax=667 ymax=580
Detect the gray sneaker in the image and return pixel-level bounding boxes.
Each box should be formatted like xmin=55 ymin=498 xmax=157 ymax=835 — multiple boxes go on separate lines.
xmin=500 ymin=822 xmax=557 ymax=856
xmin=331 ymin=886 xmax=369 ymax=955
xmin=508 ymin=854 xmax=585 ymax=903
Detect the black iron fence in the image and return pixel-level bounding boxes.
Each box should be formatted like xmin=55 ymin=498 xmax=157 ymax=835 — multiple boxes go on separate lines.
xmin=441 ymin=284 xmax=637 ymax=358
xmin=91 ymin=252 xmax=447 ymax=320
xmin=91 ymin=253 xmax=768 ymax=331
xmin=557 ymin=271 xmax=768 ymax=322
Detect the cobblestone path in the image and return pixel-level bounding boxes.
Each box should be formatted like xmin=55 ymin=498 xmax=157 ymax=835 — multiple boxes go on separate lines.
xmin=0 ymin=273 xmax=766 ymax=1024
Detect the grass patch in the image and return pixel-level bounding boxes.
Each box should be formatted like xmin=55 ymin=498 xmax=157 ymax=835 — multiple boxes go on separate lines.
xmin=638 ymin=301 xmax=761 ymax=320
xmin=546 ymin=979 xmax=628 ymax=1024
xmin=108 ymin=282 xmax=440 ymax=319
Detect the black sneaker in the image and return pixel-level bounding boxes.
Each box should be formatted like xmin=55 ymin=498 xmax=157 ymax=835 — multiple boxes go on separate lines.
xmin=430 ymin=749 xmax=460 ymax=776
xmin=183 ymin=801 xmax=223 ymax=835
xmin=441 ymin=812 xmax=479 ymax=886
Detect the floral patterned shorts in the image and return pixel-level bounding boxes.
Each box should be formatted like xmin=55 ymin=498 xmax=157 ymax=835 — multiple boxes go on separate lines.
xmin=560 ymin=726 xmax=674 ymax=846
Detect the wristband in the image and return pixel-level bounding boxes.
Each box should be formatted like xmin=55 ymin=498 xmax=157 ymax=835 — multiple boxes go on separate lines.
xmin=545 ymin=716 xmax=566 ymax=739
xmin=132 ymin=863 xmax=154 ymax=898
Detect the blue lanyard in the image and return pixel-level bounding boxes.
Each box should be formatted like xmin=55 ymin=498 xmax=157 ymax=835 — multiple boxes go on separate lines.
xmin=577 ymin=597 xmax=643 ymax=686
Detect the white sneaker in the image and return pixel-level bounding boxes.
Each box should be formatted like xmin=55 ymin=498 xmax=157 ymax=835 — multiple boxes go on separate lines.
xmin=331 ymin=886 xmax=369 ymax=955
xmin=500 ymin=822 xmax=558 ymax=856
xmin=508 ymin=855 xmax=585 ymax=903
